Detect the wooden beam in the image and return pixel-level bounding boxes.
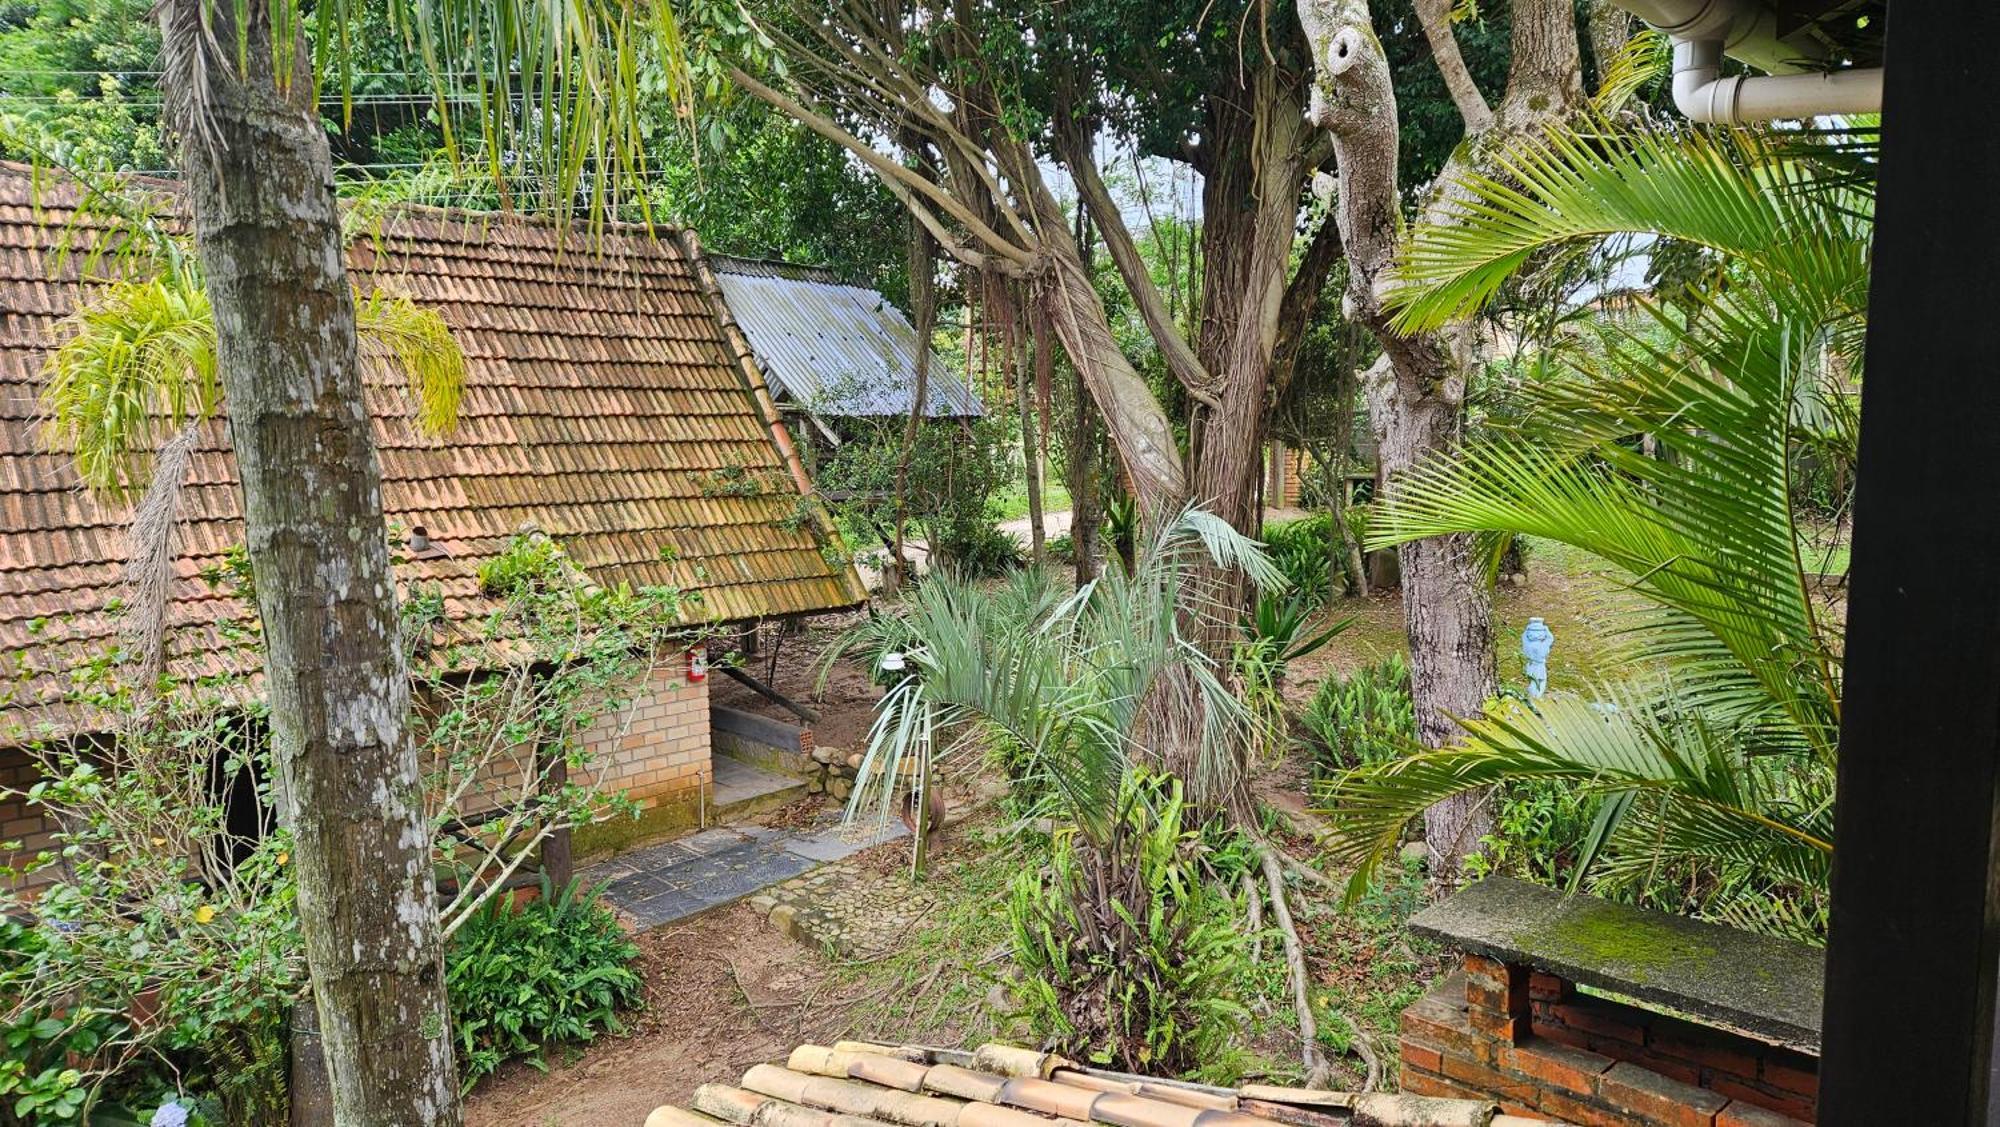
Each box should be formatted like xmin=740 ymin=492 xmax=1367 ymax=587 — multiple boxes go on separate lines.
xmin=1818 ymin=4 xmax=2000 ymax=1122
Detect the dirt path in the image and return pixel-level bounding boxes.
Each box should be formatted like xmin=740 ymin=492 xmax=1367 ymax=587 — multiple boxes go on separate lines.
xmin=463 ymin=903 xmax=829 ymax=1127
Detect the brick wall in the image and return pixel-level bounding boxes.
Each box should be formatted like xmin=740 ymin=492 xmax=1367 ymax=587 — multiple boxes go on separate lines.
xmin=2 ymin=666 xmax=715 ymax=890
xmin=0 ymin=744 xmax=56 ymax=889
xmin=575 ymin=665 xmax=711 ymax=811
xmin=1265 ymin=443 xmax=1306 ymax=508
xmin=1401 ymin=957 xmax=1818 ymax=1127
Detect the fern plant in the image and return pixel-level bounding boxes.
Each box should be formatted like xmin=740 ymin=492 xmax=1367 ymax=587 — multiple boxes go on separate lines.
xmin=1298 ymin=655 xmax=1415 ymax=779
xmin=444 ymin=877 xmax=643 ymax=1088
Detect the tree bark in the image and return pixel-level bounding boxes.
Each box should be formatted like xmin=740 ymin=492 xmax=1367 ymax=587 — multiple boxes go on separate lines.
xmin=1301 ymin=0 xmax=1582 ymax=877
xmin=1587 ymin=0 xmax=1636 ymax=92
xmin=1011 ymin=283 xmax=1048 ymax=565
xmin=164 ymin=2 xmax=460 ymax=1120
xmin=891 ymin=212 xmax=938 ymax=594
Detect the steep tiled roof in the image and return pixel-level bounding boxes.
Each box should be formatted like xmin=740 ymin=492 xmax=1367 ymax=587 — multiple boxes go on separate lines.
xmin=0 ymin=168 xmax=864 ymax=736
xmin=710 ymin=254 xmax=983 ymax=419
xmin=647 ymin=1042 xmax=1556 ymax=1127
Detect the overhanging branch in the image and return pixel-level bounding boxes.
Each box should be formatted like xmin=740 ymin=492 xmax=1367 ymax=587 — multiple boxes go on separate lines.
xmin=1055 ymin=119 xmax=1222 ymax=412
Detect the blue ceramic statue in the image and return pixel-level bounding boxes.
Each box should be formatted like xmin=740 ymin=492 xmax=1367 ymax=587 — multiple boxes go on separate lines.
xmin=1522 ymin=617 xmax=1554 ymax=699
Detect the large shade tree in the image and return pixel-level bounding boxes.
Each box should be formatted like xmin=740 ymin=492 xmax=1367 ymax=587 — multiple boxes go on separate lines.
xmin=1299 ymin=0 xmax=1586 ymax=871
xmin=705 ymin=0 xmax=1354 ymax=803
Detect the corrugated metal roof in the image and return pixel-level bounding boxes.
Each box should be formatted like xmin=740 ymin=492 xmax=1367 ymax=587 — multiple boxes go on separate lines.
xmin=711 ymin=255 xmax=983 ymax=419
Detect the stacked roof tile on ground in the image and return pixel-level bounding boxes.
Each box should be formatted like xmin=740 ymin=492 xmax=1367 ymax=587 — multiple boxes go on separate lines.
xmin=648 ymin=1042 xmax=1558 ymax=1127
xmin=0 ymin=166 xmax=864 ymax=738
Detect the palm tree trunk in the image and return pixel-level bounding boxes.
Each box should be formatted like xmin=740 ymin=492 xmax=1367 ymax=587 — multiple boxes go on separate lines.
xmin=165 ymin=1 xmax=460 ymax=1118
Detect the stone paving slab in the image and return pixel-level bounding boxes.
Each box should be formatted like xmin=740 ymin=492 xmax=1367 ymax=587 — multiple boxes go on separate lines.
xmin=587 ymin=817 xmax=910 ymax=931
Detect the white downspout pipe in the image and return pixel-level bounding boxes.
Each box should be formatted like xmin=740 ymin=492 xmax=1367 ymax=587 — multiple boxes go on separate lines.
xmin=1671 ymin=36 xmax=1883 ymax=124
xmin=1612 ymin=0 xmax=1884 ymax=124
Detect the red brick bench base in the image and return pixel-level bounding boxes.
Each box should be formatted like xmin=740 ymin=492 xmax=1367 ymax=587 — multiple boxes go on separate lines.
xmin=1400 ymin=958 xmax=1817 ymax=1127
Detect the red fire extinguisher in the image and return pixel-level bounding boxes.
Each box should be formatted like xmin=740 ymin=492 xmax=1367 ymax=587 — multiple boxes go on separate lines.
xmin=686 ymin=646 xmax=708 ymax=682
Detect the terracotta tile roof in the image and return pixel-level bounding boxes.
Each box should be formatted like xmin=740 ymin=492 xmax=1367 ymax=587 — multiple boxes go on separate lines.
xmin=0 ymin=167 xmax=864 ymax=738
xmin=646 ymin=1043 xmax=1558 ymax=1127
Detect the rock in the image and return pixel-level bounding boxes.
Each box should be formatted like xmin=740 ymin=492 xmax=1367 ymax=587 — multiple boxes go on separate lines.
xmin=845 ymin=752 xmax=864 ymax=770
xmin=827 ymin=776 xmax=853 ymax=800
xmin=805 ymin=773 xmax=825 ymax=795
xmin=1510 ymin=571 xmax=1528 ymax=587
xmin=984 ymin=982 xmax=1013 ymax=1015
xmin=768 ymin=904 xmax=801 ymax=940
xmin=1400 ymin=840 xmax=1429 ymax=867
xmin=811 ymin=745 xmax=840 ymax=766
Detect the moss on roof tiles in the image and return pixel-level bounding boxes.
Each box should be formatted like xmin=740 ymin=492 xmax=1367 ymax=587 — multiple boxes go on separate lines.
xmin=0 ymin=166 xmax=863 ymax=736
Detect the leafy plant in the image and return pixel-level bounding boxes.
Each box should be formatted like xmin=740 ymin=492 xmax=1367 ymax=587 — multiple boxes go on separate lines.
xmin=1322 ymin=118 xmax=1867 ymax=929
xmin=1260 ymin=515 xmax=1339 ymax=603
xmin=0 ymin=696 xmax=302 ymax=1123
xmin=444 ymin=876 xmax=643 ymax=1087
xmin=930 ymin=520 xmax=1023 ymax=579
xmin=474 ymin=532 xmax=575 ymax=597
xmin=1298 ymin=655 xmax=1416 ymax=778
xmin=1007 ymin=772 xmax=1250 ymax=1074
xmin=41 ymin=264 xmax=465 ymax=502
xmin=1234 ymin=592 xmax=1350 ymax=757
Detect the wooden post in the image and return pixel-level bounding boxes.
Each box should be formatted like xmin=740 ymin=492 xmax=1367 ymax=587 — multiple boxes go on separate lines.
xmin=1819 ymin=4 xmax=2000 ymax=1122
xmin=541 ymin=755 xmax=573 ymax=891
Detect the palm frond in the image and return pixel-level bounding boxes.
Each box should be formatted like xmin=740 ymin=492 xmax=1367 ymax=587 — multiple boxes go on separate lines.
xmin=355 ymin=288 xmax=467 ymax=436
xmin=1389 ymin=119 xmax=1872 ymax=334
xmin=1320 ymin=693 xmax=1833 ymax=898
xmin=837 ymin=507 xmax=1280 ymax=838
xmin=393 ymin=0 xmax=694 ymax=231
xmin=1592 ymin=28 xmax=1670 ymax=111
xmin=40 ymin=268 xmax=219 ymax=499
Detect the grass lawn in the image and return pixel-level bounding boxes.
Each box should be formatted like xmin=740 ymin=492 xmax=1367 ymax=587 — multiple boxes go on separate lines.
xmin=987 ymin=478 xmax=1071 ymax=523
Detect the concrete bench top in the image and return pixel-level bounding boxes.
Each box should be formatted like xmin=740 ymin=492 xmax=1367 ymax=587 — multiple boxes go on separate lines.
xmin=1409 ymin=876 xmax=1823 ymax=1052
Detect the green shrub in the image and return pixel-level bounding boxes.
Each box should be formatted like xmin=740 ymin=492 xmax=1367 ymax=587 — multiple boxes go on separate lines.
xmin=1298 ymin=654 xmax=1415 ymax=777
xmin=1260 ymin=515 xmax=1335 ymax=602
xmin=1045 ymin=532 xmax=1076 ymax=564
xmin=930 ymin=521 xmax=1022 ymax=578
xmin=1007 ymin=773 xmax=1249 ymax=1075
xmin=1464 ymin=778 xmax=1597 ymax=888
xmin=446 ymin=877 xmax=644 ymax=1087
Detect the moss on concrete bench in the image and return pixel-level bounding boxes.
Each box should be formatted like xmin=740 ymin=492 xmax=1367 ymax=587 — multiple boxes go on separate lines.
xmin=1399 ymin=877 xmax=1823 ymax=1126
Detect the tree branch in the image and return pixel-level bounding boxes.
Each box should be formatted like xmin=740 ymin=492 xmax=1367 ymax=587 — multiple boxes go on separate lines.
xmin=1271 ymin=210 xmax=1347 ymax=400
xmin=729 ymin=66 xmax=1034 ymax=269
xmin=1414 ymin=0 xmax=1494 ymax=134
xmin=1055 ymin=119 xmax=1221 ymax=411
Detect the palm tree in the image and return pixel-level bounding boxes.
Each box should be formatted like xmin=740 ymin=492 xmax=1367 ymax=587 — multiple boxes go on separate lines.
xmin=827 ymin=510 xmax=1356 ymax=1082
xmin=39 ymin=248 xmax=467 ymax=686
xmin=65 ymin=1 xmax=692 ymax=1114
xmin=827 ymin=509 xmax=1285 ymax=837
xmin=1318 ymin=118 xmax=1871 ymax=933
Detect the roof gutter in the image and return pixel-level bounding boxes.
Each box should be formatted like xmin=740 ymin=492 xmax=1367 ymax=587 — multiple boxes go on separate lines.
xmin=1615 ymin=0 xmax=1882 ymax=123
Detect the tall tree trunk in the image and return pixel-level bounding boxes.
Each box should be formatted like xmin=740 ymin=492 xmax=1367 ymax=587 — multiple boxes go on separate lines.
xmin=1063 ymin=213 xmax=1104 ymax=587
xmin=1011 ymin=284 xmax=1048 ymax=565
xmin=1302 ymin=0 xmax=1583 ymax=876
xmin=1587 ymin=0 xmax=1636 ymax=92
xmin=890 ymin=215 xmax=937 ymax=595
xmin=163 ymin=2 xmax=460 ymax=1120
xmin=1068 ymin=351 xmax=1103 ymax=586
